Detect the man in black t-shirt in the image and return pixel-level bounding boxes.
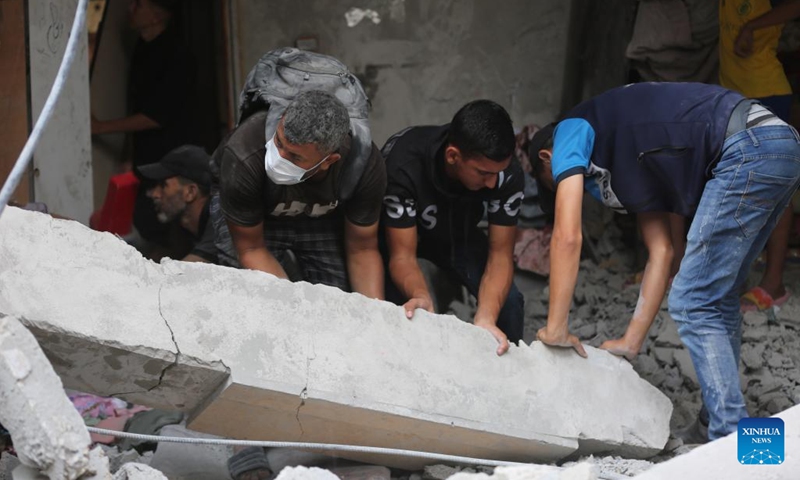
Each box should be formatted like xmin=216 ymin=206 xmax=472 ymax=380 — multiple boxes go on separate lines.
xmin=210 ymin=91 xmax=386 ymax=299
xmin=381 ymin=100 xmax=525 ymax=355
xmin=137 ymin=145 xmax=216 ymax=263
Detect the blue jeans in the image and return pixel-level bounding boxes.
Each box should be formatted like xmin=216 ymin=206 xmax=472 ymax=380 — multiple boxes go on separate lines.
xmin=669 ymin=125 xmax=800 ymax=440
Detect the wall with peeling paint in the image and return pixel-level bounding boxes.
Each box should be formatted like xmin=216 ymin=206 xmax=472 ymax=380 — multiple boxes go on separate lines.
xmin=233 ymin=0 xmax=570 ymax=144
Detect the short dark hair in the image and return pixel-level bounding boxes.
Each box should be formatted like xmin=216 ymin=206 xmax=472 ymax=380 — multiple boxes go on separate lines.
xmin=527 ymin=123 xmax=557 ymax=215
xmin=527 ymin=123 xmax=556 ymax=177
xmin=447 ymin=100 xmax=515 ymax=162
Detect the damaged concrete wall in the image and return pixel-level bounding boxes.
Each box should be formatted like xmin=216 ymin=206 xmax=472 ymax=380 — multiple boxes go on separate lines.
xmin=233 ymin=0 xmax=570 ymax=143
xmin=0 ymin=212 xmax=230 ymax=414
xmin=0 ymin=315 xmax=168 ymax=480
xmin=0 ymin=208 xmax=672 ymax=469
xmin=27 ymin=0 xmax=94 ymax=224
xmin=0 ymin=315 xmax=94 ymax=478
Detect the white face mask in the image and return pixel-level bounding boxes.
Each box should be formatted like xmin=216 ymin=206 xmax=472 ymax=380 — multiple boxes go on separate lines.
xmin=264 ymin=138 xmax=330 ymax=185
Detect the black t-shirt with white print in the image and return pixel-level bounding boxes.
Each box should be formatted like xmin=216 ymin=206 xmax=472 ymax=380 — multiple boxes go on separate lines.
xmin=381 ymin=125 xmax=524 ymax=243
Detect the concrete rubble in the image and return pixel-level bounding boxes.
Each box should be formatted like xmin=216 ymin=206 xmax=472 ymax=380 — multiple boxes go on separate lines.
xmin=446 ymin=463 xmax=598 ymax=480
xmin=561 ymin=457 xmax=652 ymax=478
xmin=274 ymin=466 xmax=339 ymax=480
xmin=0 ymin=208 xmax=673 ymax=470
xmin=517 ymin=216 xmax=800 ymax=433
xmin=0 ymin=210 xmax=230 ymax=414
xmin=0 ymin=315 xmax=165 ymax=480
xmin=0 ymin=315 xmax=92 ymax=478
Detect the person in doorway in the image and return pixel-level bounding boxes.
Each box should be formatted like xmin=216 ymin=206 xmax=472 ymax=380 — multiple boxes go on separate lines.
xmin=137 ymin=145 xmax=216 ymax=263
xmin=720 ymin=0 xmax=800 ymax=311
xmin=380 ymin=100 xmax=525 ymax=356
xmin=92 ymin=0 xmax=196 ymax=258
xmin=210 ymin=90 xmax=386 ymax=299
xmin=528 ymin=82 xmax=800 ymax=441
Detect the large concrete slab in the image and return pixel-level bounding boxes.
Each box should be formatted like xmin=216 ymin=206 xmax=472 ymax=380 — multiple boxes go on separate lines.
xmin=0 ymin=209 xmax=229 ymax=413
xmin=0 ymin=208 xmax=673 ymax=469
xmin=633 ymin=404 xmax=800 ymax=479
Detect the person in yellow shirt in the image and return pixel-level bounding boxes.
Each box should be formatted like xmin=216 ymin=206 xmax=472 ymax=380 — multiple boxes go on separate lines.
xmin=721 ymin=0 xmax=800 ymax=312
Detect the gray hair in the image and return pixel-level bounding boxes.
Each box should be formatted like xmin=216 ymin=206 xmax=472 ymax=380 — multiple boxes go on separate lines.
xmin=282 ymin=90 xmax=350 ymax=155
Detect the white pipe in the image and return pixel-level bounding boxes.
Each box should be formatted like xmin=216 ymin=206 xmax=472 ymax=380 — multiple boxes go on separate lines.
xmin=0 ymin=0 xmax=89 ymax=219
xmin=86 ymin=427 xmax=632 ymax=480
xmin=87 ymin=427 xmax=528 ymax=468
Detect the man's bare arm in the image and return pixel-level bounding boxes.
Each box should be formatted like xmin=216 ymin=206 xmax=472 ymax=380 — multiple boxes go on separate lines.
xmin=474 ymin=224 xmax=517 ymax=356
xmin=600 ymin=212 xmax=673 ymax=359
xmin=386 ymin=225 xmax=434 ymax=316
xmin=227 ymin=220 xmax=288 ymax=279
xmin=344 ymin=219 xmax=384 ymax=300
xmin=537 ymin=174 xmax=587 ymax=357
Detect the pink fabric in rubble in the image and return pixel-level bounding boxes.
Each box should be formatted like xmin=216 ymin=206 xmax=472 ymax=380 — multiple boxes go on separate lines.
xmin=514 ymin=227 xmax=552 ymax=277
xmin=69 ymin=392 xmax=150 ymax=444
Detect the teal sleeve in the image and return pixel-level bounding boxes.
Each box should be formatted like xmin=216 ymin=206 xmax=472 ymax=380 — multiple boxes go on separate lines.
xmin=551 ymin=118 xmax=595 ymax=184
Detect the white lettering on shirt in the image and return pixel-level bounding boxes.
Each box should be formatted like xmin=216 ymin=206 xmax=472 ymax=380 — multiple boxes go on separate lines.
xmin=384 ymin=195 xmax=417 ymax=219
xmin=420 ymin=205 xmax=438 ymax=230
xmin=503 ymin=191 xmax=524 ymax=217
xmin=270 ymin=201 xmax=339 ymax=217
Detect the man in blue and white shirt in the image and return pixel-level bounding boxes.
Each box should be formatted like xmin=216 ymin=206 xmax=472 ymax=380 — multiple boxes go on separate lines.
xmin=529 ymin=82 xmax=800 ymax=441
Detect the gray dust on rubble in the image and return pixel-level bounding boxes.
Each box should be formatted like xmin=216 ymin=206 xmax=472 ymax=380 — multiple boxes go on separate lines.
xmin=516 ymin=221 xmax=800 ymax=436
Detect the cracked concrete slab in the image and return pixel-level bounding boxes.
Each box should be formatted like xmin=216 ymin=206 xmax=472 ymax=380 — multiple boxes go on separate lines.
xmin=0 ymin=208 xmax=672 ymax=469
xmin=0 ymin=208 xmax=229 ymax=414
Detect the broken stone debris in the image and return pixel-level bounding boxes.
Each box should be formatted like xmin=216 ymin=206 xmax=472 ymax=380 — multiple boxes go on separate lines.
xmin=518 ymin=217 xmax=800 ymax=432
xmin=446 ymin=463 xmax=598 ymax=480
xmin=0 ymin=213 xmax=230 ymax=414
xmin=423 ymin=464 xmax=459 ymax=480
xmin=274 ymin=466 xmax=339 ymax=480
xmin=0 ymin=314 xmax=93 ymax=479
xmin=0 ymin=207 xmax=672 ymax=470
xmin=0 ymin=315 xmax=165 ymax=480
xmin=329 ymin=466 xmax=391 ymax=480
xmin=146 ymin=425 xmax=232 ymax=480
xmin=562 ymin=456 xmax=653 ymax=478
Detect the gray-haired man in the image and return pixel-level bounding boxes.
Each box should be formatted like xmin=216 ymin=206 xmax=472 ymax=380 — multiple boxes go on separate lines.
xmin=210 ymin=90 xmax=387 ymax=298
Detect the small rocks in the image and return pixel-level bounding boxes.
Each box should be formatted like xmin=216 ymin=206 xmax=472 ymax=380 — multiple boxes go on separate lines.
xmin=423 ymin=465 xmax=459 ymax=480
xmin=765 ymin=395 xmax=793 ymax=415
xmin=672 ymin=349 xmax=699 ymax=389
xmin=741 ymin=344 xmax=766 ymax=370
xmin=654 ymin=323 xmax=683 ymax=348
xmin=522 ymin=218 xmax=800 ymax=438
xmin=653 ymin=347 xmax=674 ymax=366
xmin=743 ymin=311 xmax=768 ymax=327
xmin=633 ymin=355 xmax=659 ymax=377
xmin=742 ymin=325 xmax=769 ymax=343
xmin=525 ymin=299 xmax=547 ymax=319
xmin=574 ymin=322 xmax=597 ymax=339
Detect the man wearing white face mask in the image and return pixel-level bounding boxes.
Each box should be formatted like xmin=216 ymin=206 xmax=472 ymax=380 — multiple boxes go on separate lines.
xmin=209 ymin=90 xmax=387 ymax=298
